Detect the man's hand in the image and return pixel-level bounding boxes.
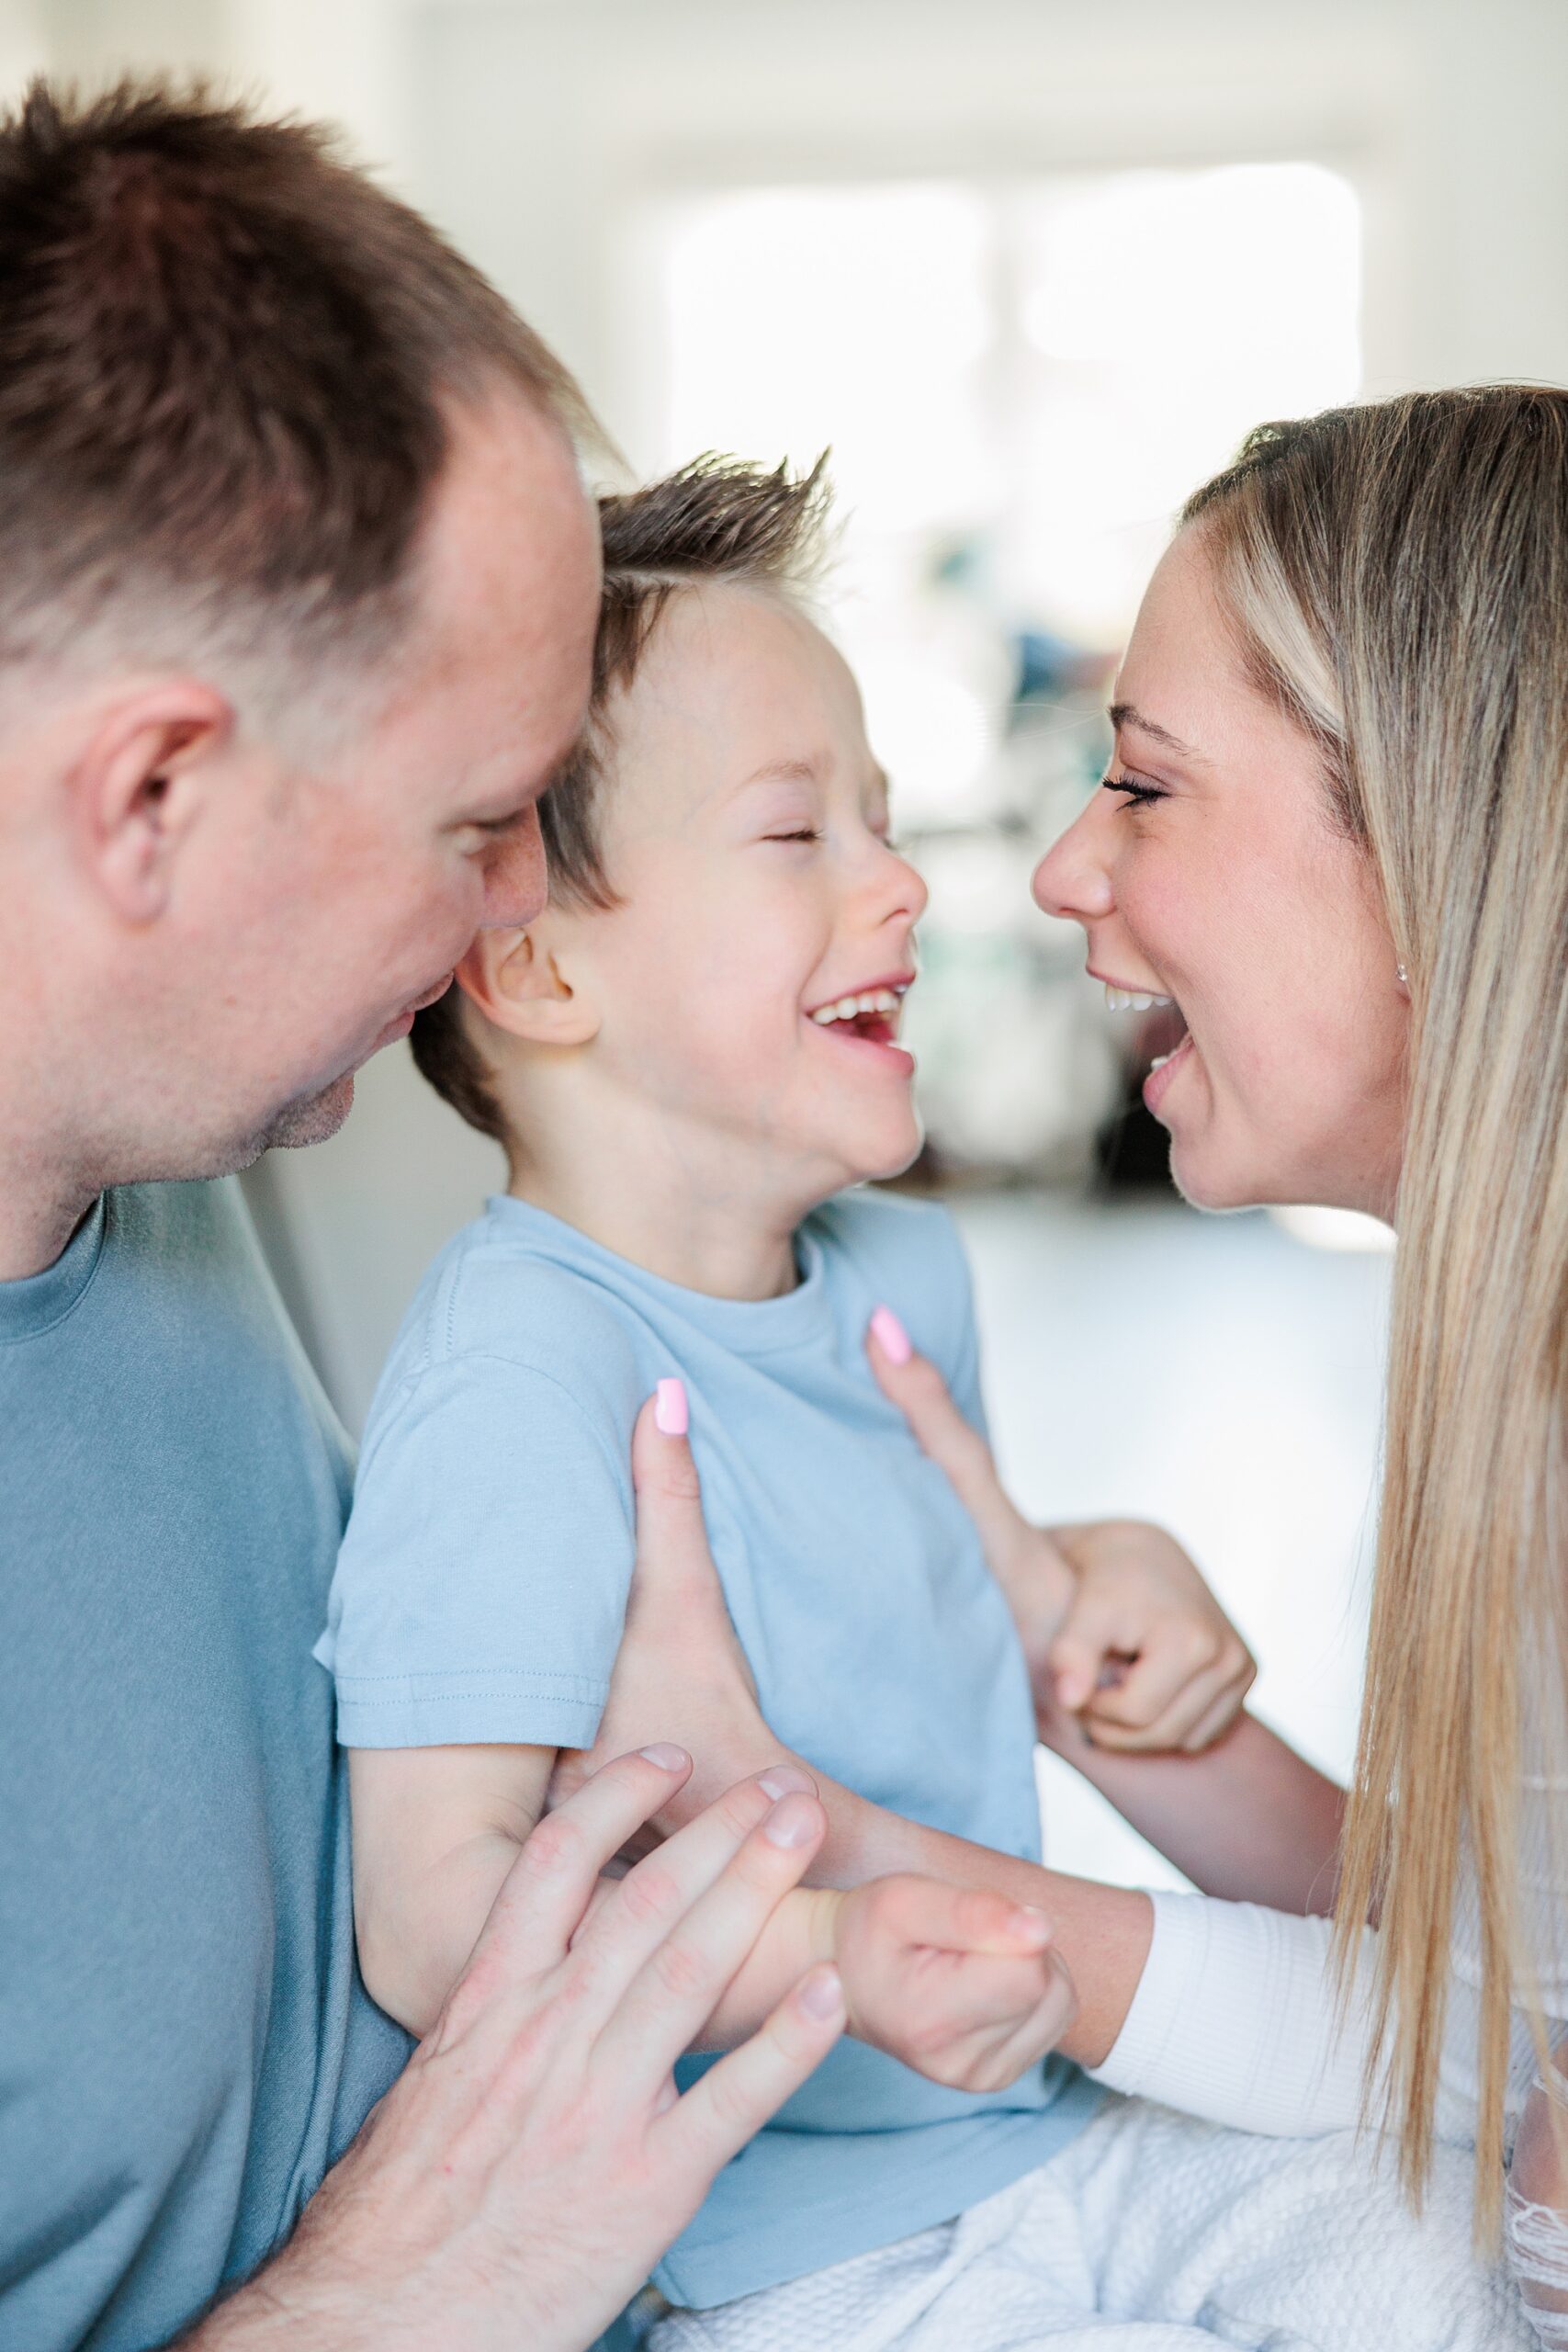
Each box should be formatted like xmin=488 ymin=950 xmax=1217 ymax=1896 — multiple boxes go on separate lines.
xmin=866 ymin=1307 xmax=1256 ymax=1753
xmin=829 ymin=1875 xmax=1077 ymax=2092
xmin=189 ymin=1751 xmax=844 ymax=2352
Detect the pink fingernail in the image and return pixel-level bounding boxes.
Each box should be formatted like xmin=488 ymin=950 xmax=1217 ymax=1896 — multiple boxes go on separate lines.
xmin=797 ymin=1963 xmax=844 ymax=2019
xmin=758 ymin=1763 xmax=816 ymax=1800
xmin=1012 ymin=1905 xmax=1053 ymax=1947
xmin=639 ymin=1743 xmax=688 ymax=1772
xmin=655 ymin=1377 xmax=688 ymax=1436
xmin=869 ymin=1305 xmax=912 ymax=1365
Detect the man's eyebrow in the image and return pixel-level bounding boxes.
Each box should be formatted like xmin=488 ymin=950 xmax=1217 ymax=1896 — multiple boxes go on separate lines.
xmin=1108 ymin=702 xmax=1205 ymax=763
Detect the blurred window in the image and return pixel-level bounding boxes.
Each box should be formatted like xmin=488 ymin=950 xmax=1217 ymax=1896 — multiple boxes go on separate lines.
xmin=628 ymin=164 xmax=1361 ymax=1177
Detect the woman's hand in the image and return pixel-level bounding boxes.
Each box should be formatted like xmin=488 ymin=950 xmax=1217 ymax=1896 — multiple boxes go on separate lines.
xmin=1506 ymin=2040 xmax=1568 ymax=2347
xmin=548 ymin=1388 xmax=795 ymax=1838
xmin=866 ymin=1308 xmax=1256 ymax=1753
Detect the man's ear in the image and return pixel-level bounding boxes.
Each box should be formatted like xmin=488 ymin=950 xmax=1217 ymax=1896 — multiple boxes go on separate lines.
xmin=69 ymin=682 xmax=235 ymax=923
xmin=457 ymin=923 xmax=602 ymax=1046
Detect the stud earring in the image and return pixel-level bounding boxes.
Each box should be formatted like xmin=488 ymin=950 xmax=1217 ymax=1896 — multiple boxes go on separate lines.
xmin=1396 ymin=962 xmax=1409 ymax=987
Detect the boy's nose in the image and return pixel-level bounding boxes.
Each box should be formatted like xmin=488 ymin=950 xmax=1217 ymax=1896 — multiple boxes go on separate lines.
xmin=883 ymin=841 xmax=929 ymax=927
xmin=1032 ymin=797 xmax=1115 ymax=930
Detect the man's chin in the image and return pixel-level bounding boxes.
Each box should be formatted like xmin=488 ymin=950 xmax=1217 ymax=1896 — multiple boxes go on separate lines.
xmin=260 ymin=1070 xmax=356 ymax=1152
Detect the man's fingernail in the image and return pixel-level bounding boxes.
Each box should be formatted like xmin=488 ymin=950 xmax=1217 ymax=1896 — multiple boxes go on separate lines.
xmin=759 ymin=1763 xmax=815 ymax=1800
xmin=762 ymin=1795 xmax=819 ymax=1849
xmin=1012 ymin=1905 xmax=1053 ymax=1947
xmin=797 ymin=1963 xmax=844 ymax=2018
xmin=639 ymin=1743 xmax=689 ymax=1771
xmin=869 ymin=1305 xmax=912 ymax=1365
xmin=655 ymin=1377 xmax=688 ymax=1436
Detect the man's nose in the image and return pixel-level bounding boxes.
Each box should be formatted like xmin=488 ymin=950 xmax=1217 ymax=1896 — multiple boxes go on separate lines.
xmin=483 ymin=804 xmax=548 ymax=930
xmin=1032 ymin=796 xmax=1115 ymax=928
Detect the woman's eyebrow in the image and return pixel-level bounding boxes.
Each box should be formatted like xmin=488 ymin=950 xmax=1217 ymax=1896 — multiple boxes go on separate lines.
xmin=1108 ymin=701 xmax=1206 ymax=763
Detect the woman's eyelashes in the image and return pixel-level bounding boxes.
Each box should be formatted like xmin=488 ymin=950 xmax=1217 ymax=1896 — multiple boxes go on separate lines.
xmin=1101 ymin=770 xmax=1169 ymax=809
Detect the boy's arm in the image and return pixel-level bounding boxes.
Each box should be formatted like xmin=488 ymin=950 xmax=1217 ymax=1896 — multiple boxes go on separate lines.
xmin=349 ymin=1742 xmax=558 ymax=2035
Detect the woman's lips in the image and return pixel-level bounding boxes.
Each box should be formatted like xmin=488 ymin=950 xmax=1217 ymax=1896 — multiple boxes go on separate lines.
xmin=1143 ymin=1028 xmax=1195 ymax=1117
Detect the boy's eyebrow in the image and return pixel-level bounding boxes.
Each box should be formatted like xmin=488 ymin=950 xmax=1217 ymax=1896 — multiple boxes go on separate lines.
xmin=1108 ymin=702 xmax=1207 ymax=764
xmin=737 ymin=757 xmax=822 ymax=788
xmin=732 ymin=758 xmax=892 ymax=798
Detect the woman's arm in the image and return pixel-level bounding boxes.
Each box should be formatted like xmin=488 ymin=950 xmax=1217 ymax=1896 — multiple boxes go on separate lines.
xmin=1038 ymin=1671 xmax=1347 ymax=1914
xmin=865 ymin=1330 xmax=1347 ymax=1909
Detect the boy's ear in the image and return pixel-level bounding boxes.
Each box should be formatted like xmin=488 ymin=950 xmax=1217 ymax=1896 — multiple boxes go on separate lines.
xmin=456 ymin=925 xmax=602 ymax=1046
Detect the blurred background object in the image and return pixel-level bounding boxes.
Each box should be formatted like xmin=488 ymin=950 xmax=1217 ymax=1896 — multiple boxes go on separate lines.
xmin=17 ymin=0 xmax=1565 ymax=1869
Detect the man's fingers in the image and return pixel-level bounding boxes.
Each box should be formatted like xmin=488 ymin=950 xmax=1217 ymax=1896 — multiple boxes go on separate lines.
xmin=598 ymin=1791 xmax=829 ymax=2086
xmin=658 ymin=1965 xmax=846 ymax=2177
xmin=865 ymin=1313 xmax=1031 ymax=1570
xmin=575 ymin=1771 xmax=815 ymax=2010
xmin=453 ymin=1746 xmax=694 ymax=2007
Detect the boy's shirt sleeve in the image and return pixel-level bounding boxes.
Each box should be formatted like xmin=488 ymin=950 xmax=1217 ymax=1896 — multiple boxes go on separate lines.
xmin=316 ymin=1350 xmax=635 ymax=1752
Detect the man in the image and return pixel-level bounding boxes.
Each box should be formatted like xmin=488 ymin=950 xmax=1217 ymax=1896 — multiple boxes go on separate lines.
xmin=0 ymin=80 xmax=846 ymax=2351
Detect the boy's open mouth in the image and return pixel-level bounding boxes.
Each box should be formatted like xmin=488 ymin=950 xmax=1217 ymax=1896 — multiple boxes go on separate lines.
xmin=806 ymin=977 xmax=912 ymax=1051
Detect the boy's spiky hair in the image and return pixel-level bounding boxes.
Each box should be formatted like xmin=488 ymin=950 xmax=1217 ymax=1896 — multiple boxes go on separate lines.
xmin=411 ymin=452 xmax=833 ymax=1142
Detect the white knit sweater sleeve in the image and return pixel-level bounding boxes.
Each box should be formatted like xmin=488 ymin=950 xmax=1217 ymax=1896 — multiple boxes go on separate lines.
xmin=1087 ymin=1893 xmax=1377 ymax=2137
xmin=1089 ymin=1856 xmax=1566 ymax=2153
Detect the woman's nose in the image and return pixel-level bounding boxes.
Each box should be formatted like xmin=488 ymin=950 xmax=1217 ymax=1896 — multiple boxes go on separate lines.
xmin=1032 ymin=797 xmax=1115 ymax=928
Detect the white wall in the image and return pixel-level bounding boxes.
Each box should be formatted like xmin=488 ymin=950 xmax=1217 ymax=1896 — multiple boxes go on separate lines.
xmin=9 ymin=0 xmax=1568 ymax=1419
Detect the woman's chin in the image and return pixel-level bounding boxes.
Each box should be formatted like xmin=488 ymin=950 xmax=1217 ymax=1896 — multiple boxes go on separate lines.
xmin=1167 ymin=1134 xmax=1271 ymax=1216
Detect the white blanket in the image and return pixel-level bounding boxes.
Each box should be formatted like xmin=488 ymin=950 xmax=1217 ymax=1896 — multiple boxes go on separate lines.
xmin=649 ymin=2095 xmax=1530 ymax=2351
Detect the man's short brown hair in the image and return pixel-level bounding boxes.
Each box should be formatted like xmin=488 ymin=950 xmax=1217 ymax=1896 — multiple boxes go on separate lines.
xmin=411 ymin=453 xmax=831 ymax=1143
xmin=0 ymin=77 xmax=590 ymax=720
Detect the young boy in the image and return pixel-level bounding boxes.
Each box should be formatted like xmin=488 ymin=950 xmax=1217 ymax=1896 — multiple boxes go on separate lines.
xmin=316 ymin=460 xmax=1241 ymax=2333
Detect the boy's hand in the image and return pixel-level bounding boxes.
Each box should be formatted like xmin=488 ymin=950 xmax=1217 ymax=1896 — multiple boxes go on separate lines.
xmin=820 ymin=1875 xmax=1077 ymax=2093
xmin=866 ymin=1308 xmax=1255 ymax=1753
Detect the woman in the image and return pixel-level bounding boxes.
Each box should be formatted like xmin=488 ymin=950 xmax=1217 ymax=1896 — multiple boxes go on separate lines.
xmin=590 ymin=386 xmax=1567 ymax=2346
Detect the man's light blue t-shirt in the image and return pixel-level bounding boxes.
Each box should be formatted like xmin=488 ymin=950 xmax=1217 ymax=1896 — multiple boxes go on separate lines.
xmin=1 ymin=1182 xmax=410 ymax=2352
xmin=318 ymin=1188 xmax=1099 ymax=2310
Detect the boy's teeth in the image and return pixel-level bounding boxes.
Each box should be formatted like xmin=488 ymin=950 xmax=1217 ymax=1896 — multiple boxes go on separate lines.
xmin=810 ymin=987 xmax=903 ymax=1026
xmin=1104 ymin=984 xmax=1173 ymax=1012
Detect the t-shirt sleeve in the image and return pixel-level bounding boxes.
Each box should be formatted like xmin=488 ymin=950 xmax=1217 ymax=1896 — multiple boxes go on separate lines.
xmin=316 ymin=1351 xmax=635 ymax=1751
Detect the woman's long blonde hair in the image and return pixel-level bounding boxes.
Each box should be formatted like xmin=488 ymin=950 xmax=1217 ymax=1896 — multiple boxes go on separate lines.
xmin=1186 ymin=388 xmax=1568 ymax=2230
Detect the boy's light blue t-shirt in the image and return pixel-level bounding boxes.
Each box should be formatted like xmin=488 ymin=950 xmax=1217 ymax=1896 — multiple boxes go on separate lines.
xmin=319 ymin=1188 xmax=1099 ymax=2309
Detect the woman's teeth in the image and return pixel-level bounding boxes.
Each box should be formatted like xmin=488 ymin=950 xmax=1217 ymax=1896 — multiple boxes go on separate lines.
xmin=810 ymin=988 xmax=904 ymax=1027
xmin=1103 ymin=985 xmax=1173 ymax=1012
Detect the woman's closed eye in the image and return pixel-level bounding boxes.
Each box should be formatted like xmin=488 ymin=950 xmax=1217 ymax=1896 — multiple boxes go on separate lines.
xmin=764 ymin=826 xmax=822 ymax=844
xmin=1101 ymin=770 xmax=1169 ymax=810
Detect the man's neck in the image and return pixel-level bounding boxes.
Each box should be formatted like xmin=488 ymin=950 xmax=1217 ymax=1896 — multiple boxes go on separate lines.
xmin=0 ymin=1124 xmax=100 ymax=1281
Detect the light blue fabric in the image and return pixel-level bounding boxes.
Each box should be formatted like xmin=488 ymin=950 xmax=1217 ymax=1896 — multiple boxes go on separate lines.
xmin=323 ymin=1187 xmax=1100 ymax=2311
xmin=0 ymin=1182 xmax=410 ymax=2352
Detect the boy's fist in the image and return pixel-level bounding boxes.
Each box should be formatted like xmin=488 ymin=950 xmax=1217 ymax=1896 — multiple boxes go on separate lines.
xmin=866 ymin=1306 xmax=1255 ymax=1753
xmin=826 ymin=1875 xmax=1076 ymax=2094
